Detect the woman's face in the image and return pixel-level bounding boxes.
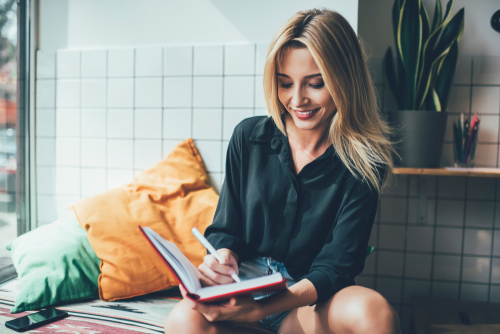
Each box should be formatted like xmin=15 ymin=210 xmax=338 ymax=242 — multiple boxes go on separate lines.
xmin=277 ymin=47 xmax=337 ymax=132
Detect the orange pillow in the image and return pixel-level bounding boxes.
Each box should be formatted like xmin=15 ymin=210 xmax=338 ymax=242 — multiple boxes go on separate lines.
xmin=71 ymin=138 xmax=219 ymax=301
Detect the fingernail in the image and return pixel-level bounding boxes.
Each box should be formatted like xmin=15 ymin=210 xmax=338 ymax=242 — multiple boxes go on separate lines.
xmin=228 ymin=269 xmax=234 ymax=275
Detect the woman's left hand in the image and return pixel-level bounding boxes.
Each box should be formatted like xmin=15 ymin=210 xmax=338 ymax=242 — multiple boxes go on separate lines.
xmin=179 ymin=285 xmax=264 ymax=322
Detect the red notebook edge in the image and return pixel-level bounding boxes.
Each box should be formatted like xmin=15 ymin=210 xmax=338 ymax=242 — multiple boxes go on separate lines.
xmin=138 ymin=225 xmax=287 ymax=303
xmin=197 ymin=278 xmax=287 ymax=303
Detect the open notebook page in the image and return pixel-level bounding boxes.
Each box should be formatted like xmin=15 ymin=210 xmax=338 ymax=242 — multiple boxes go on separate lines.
xmin=142 ymin=227 xmax=202 ymax=293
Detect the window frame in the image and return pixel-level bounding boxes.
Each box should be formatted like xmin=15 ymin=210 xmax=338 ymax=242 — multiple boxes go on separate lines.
xmin=0 ymin=0 xmax=35 ymax=285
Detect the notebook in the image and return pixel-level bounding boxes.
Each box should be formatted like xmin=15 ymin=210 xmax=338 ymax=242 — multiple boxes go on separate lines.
xmin=139 ymin=226 xmax=287 ymax=303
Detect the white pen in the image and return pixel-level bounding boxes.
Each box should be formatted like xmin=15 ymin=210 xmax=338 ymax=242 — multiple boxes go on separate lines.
xmin=191 ymin=227 xmax=241 ymax=283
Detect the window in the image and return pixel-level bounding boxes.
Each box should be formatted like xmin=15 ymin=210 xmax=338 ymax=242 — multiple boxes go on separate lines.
xmin=0 ymin=0 xmax=31 ymax=284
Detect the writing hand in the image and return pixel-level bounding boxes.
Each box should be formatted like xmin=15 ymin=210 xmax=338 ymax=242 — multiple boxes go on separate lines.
xmin=198 ymin=248 xmax=239 ymax=287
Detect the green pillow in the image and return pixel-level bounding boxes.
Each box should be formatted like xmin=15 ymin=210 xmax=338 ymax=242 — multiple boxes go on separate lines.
xmin=6 ymin=213 xmax=101 ymax=313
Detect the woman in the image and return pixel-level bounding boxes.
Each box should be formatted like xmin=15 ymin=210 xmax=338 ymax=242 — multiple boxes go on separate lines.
xmin=164 ymin=8 xmax=401 ymax=334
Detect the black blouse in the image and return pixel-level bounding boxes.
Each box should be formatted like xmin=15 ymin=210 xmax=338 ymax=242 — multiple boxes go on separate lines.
xmin=204 ymin=115 xmax=383 ymax=305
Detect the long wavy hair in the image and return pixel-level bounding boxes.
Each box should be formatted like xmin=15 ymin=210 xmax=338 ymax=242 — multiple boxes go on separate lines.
xmin=263 ymin=8 xmax=397 ymax=193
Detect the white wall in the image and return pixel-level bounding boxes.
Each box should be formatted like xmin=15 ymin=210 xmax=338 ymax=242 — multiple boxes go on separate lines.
xmin=39 ymin=0 xmax=358 ymax=50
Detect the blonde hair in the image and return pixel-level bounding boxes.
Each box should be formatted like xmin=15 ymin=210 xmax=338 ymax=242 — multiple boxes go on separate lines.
xmin=263 ymin=8 xmax=396 ymax=193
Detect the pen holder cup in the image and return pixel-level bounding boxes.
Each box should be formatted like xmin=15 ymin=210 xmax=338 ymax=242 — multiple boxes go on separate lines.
xmin=454 ymin=162 xmax=475 ymax=168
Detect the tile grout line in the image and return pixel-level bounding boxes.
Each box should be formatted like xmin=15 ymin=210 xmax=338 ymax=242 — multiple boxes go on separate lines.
xmin=191 ymin=47 xmax=194 ymax=150
xmin=458 ymin=177 xmax=469 ymax=300
xmin=398 ymin=175 xmax=411 ymax=317
xmin=220 ymin=45 xmax=225 ymax=189
xmin=373 ymin=82 xmax=387 ymax=293
xmin=429 ymin=176 xmax=440 ymax=297
xmin=79 ymin=51 xmax=83 ymax=203
xmin=373 ymin=185 xmax=383 ymax=292
xmin=105 ymin=49 xmax=109 ymax=195
xmin=487 ymin=179 xmax=498 ymax=301
xmin=132 ymin=48 xmax=136 ymax=184
xmin=160 ymin=47 xmax=164 ymax=162
xmin=253 ymin=44 xmax=257 ymax=117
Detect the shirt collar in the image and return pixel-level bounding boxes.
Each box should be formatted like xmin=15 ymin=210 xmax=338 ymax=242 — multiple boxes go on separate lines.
xmin=249 ymin=114 xmax=285 ymax=143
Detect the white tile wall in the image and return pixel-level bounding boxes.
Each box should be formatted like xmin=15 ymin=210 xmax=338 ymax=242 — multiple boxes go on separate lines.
xmin=81 ymin=110 xmax=106 ymax=138
xmin=56 ymin=110 xmax=80 ymax=137
xmin=163 ymin=77 xmax=192 ymax=108
xmin=224 ymin=45 xmax=255 ymax=75
xmin=81 ymin=50 xmax=107 ymax=78
xmin=108 ymin=109 xmax=134 ymax=138
xmin=135 ymin=47 xmax=162 ymax=77
xmin=194 ymin=45 xmax=223 ymax=75
xmin=135 ymin=78 xmax=162 ymax=108
xmin=56 ymin=50 xmax=80 ymax=78
xmin=193 ymin=77 xmax=223 ymax=108
xmin=108 ymin=79 xmax=134 ymax=108
xmin=36 ymin=80 xmax=56 ymax=108
xmin=81 ymin=139 xmax=106 ymax=167
xmin=56 ymin=80 xmax=80 ymax=108
xmin=35 ymin=47 xmax=500 ymax=317
xmin=81 ymin=79 xmax=107 ymax=108
xmin=135 ymin=109 xmax=162 ymax=139
xmin=81 ymin=169 xmax=107 ymax=197
xmin=164 ymin=46 xmax=192 ymax=76
xmin=37 ymin=51 xmax=56 ymax=79
xmin=108 ymin=48 xmax=134 ymax=78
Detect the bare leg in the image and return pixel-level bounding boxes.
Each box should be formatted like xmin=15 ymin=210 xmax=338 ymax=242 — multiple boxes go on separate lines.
xmin=164 ymin=299 xmax=274 ymax=334
xmin=276 ymin=285 xmax=402 ymax=334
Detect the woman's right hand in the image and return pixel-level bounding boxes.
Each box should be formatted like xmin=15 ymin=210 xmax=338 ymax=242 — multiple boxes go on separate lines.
xmin=198 ymin=248 xmax=239 ymax=287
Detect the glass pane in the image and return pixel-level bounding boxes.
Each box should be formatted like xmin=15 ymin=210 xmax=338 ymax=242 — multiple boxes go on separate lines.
xmin=0 ymin=0 xmax=18 ymax=263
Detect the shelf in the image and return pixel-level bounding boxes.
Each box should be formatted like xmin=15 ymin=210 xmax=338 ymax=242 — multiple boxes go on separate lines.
xmin=393 ymin=167 xmax=500 ymax=178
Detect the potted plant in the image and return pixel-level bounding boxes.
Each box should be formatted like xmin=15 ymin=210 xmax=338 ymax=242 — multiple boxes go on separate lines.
xmin=383 ymin=0 xmax=464 ymax=167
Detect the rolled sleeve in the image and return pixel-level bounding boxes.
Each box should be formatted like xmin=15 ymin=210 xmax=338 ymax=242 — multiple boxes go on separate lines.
xmin=302 ymin=177 xmax=381 ymax=305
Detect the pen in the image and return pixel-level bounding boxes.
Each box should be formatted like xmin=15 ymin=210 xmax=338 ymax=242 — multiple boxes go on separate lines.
xmin=471 ymin=117 xmax=480 ymax=162
xmin=191 ymin=227 xmax=241 ymax=283
xmin=457 ymin=118 xmax=463 ymax=162
xmin=453 ymin=122 xmax=459 ymax=163
xmin=463 ymin=119 xmax=470 ymax=163
xmin=464 ymin=121 xmax=479 ymax=163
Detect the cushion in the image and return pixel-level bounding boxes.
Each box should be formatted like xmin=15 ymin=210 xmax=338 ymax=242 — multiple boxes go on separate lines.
xmin=71 ymin=138 xmax=219 ymax=302
xmin=6 ymin=214 xmax=100 ymax=313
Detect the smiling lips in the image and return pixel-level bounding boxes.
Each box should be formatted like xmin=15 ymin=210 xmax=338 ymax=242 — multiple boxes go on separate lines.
xmin=293 ymin=108 xmax=320 ymax=120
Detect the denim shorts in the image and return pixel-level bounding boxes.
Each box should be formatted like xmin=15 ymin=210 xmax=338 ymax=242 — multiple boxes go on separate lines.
xmin=238 ymin=257 xmax=297 ymax=333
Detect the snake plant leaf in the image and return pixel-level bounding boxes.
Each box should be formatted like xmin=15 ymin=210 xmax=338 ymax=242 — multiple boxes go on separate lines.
xmin=417 ymin=4 xmax=430 ymax=93
xmin=416 ymin=18 xmax=444 ymax=109
xmin=392 ymin=0 xmax=402 ymax=53
xmin=442 ymin=0 xmax=454 ymax=23
xmin=392 ymin=0 xmax=407 ymax=109
xmin=435 ymin=40 xmax=458 ymax=111
xmin=417 ymin=50 xmax=447 ymax=109
xmin=383 ymin=47 xmax=400 ymax=107
xmin=392 ymin=0 xmax=406 ymax=109
xmin=430 ymin=0 xmax=443 ymax=33
xmin=431 ymin=88 xmax=442 ymax=111
xmin=420 ymin=4 xmax=430 ymax=43
xmin=398 ymin=0 xmax=422 ymax=109
xmin=434 ymin=8 xmax=464 ymax=60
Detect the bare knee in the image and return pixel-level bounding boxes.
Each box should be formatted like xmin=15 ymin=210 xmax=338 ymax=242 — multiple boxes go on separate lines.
xmin=164 ymin=300 xmax=213 ymax=334
xmin=331 ymin=286 xmax=401 ymax=334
